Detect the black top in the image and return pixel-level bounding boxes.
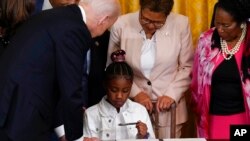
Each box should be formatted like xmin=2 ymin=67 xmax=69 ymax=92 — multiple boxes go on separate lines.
xmin=210 ymin=57 xmax=245 ymax=115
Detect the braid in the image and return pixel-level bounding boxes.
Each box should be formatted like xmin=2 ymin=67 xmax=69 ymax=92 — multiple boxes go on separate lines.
xmin=105 ymin=62 xmax=133 ymax=82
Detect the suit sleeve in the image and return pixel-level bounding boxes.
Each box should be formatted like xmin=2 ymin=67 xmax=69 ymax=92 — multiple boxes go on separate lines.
xmin=164 ymin=17 xmax=194 ymax=102
xmin=55 ymin=29 xmax=88 ymax=140
xmin=190 ymin=32 xmax=207 ymax=115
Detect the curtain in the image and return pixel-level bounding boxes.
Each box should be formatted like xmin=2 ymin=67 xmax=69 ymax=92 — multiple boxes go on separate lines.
xmin=118 ymin=0 xmax=218 ymax=47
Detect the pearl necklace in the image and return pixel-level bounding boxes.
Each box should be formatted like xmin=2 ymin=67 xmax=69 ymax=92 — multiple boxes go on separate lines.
xmin=220 ymin=24 xmax=247 ymax=60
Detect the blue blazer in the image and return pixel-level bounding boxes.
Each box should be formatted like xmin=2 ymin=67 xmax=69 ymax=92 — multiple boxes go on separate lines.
xmin=0 ymin=5 xmax=91 ymax=141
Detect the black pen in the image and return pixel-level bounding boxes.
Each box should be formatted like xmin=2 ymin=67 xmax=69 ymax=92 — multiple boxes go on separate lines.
xmin=118 ymin=122 xmax=138 ymax=126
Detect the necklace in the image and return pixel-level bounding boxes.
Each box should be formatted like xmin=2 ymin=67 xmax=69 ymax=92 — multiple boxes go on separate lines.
xmin=220 ymin=24 xmax=247 ymax=60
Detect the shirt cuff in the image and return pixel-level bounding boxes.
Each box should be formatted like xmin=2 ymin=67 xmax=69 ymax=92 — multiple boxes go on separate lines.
xmin=54 ymin=125 xmax=65 ymax=138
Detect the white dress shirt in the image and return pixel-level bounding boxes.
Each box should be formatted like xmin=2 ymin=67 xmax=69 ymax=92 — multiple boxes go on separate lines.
xmin=140 ymin=31 xmax=156 ymax=79
xmin=42 ymin=0 xmax=52 ymax=10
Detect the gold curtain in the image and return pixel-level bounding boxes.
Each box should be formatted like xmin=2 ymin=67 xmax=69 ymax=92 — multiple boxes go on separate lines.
xmin=118 ymin=0 xmax=218 ymax=47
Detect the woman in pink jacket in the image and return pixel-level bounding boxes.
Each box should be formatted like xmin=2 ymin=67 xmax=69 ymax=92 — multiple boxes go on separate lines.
xmin=191 ymin=0 xmax=250 ymax=140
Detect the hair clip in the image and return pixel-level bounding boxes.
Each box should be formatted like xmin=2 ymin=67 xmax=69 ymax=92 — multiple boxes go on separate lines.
xmin=111 ymin=49 xmax=126 ymax=62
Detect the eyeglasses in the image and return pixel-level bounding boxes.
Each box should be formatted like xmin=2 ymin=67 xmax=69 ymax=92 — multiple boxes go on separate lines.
xmin=139 ymin=11 xmax=165 ymax=28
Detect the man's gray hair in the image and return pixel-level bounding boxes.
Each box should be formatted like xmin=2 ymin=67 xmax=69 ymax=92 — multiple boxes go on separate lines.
xmin=82 ymin=0 xmax=121 ymax=18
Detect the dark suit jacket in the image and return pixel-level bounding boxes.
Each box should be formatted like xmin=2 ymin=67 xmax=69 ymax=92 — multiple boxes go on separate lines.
xmin=0 ymin=37 xmax=6 ymax=56
xmin=0 ymin=5 xmax=91 ymax=141
xmin=87 ymin=30 xmax=110 ymax=107
xmin=51 ymin=31 xmax=109 ymax=139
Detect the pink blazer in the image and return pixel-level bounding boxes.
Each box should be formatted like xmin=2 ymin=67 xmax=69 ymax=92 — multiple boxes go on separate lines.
xmin=107 ymin=11 xmax=194 ymax=125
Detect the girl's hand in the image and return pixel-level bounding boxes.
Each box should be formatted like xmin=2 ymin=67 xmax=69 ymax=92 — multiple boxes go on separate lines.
xmin=136 ymin=121 xmax=148 ymax=139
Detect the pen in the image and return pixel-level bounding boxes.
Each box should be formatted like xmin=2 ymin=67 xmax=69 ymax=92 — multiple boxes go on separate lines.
xmin=118 ymin=122 xmax=138 ymax=126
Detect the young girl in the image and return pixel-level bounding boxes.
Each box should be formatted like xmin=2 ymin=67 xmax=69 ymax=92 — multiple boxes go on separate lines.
xmin=83 ymin=50 xmax=155 ymax=140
